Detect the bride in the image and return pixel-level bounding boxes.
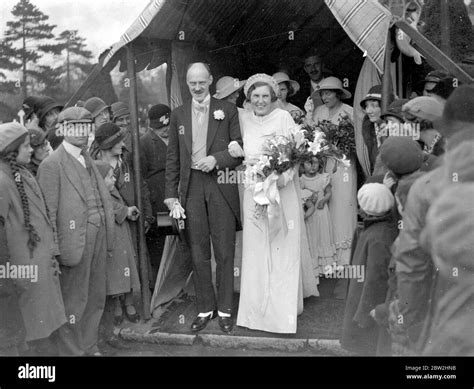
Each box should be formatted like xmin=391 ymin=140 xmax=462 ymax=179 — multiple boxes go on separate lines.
xmin=229 ymin=74 xmax=319 ymax=334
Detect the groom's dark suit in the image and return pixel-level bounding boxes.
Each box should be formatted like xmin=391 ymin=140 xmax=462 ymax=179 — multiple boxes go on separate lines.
xmin=165 ymin=97 xmax=242 ymax=314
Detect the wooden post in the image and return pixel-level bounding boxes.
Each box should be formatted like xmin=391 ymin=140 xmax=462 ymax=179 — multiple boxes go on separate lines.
xmin=382 ymin=29 xmax=392 ymax=113
xmin=440 ymin=0 xmax=451 ymax=58
xmin=127 ymin=43 xmax=151 ymax=320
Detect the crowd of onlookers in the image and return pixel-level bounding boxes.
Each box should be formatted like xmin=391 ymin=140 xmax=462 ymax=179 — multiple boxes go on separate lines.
xmin=1 ymin=45 xmax=473 ymax=356
xmin=340 ymin=72 xmax=474 ymax=356
xmin=0 ymin=94 xmax=171 ymax=356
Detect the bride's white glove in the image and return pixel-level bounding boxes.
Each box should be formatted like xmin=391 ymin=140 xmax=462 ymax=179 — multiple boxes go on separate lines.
xmin=228 ymin=141 xmax=245 ymax=158
xmin=164 ymin=198 xmax=186 ymax=219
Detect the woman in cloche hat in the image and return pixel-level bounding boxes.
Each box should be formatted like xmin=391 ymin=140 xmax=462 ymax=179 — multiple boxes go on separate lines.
xmin=0 ymin=122 xmax=66 ymax=354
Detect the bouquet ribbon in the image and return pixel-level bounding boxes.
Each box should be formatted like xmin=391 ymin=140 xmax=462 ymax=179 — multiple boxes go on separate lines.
xmin=253 ymin=172 xmax=288 ymax=242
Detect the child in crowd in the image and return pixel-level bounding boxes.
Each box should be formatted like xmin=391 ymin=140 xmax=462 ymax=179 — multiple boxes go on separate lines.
xmin=370 ymin=172 xmax=424 ymax=356
xmin=95 ymin=161 xmax=141 ymax=325
xmin=341 ymin=183 xmax=398 ymax=355
xmin=300 ymin=155 xmax=336 ymax=274
xmin=0 ymin=122 xmax=66 ymax=355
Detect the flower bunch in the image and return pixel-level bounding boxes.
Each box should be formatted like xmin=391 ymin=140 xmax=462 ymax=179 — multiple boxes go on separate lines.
xmin=314 ymin=113 xmax=356 ymax=158
xmin=259 ymin=128 xmax=309 ymax=176
xmin=298 ymin=123 xmax=342 ymax=164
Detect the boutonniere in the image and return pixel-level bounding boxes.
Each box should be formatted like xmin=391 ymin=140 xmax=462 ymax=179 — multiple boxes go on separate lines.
xmin=178 ymin=125 xmax=185 ymax=135
xmin=213 ymin=109 xmax=225 ymax=120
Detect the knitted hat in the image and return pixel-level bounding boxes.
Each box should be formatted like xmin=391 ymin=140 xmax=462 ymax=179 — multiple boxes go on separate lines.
xmin=0 ymin=122 xmax=28 ymax=156
xmin=94 ymin=160 xmax=113 ymax=179
xmin=357 ymin=183 xmax=394 ymax=216
xmin=213 ymin=76 xmax=246 ymax=99
xmin=422 ymin=183 xmax=474 ymax=282
xmin=111 ymin=101 xmax=130 ymax=121
xmin=361 ymin=85 xmax=396 ymax=108
xmin=36 ymin=96 xmax=63 ymax=124
xmin=84 ymin=97 xmax=110 ymax=119
xmin=244 ymin=73 xmax=280 ymax=98
xmin=381 ymin=98 xmax=409 ymax=122
xmin=28 ymin=127 xmax=47 ymax=148
xmin=402 ymin=96 xmax=445 ymax=123
xmin=379 ymin=137 xmax=424 ymax=175
xmin=148 ymin=104 xmax=171 ymax=128
xmin=436 ymin=84 xmax=474 ymax=137
xmin=272 ymin=72 xmax=300 ymax=97
xmin=95 ymin=122 xmax=126 ymax=150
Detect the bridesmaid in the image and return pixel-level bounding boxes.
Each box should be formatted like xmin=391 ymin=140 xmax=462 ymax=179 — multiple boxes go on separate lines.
xmin=312 ymin=77 xmax=357 ymax=299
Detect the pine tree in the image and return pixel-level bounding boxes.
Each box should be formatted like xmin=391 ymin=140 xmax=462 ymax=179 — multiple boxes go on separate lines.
xmin=56 ymin=30 xmax=93 ymax=95
xmin=1 ymin=0 xmax=62 ymax=98
xmin=421 ymin=0 xmax=474 ymax=63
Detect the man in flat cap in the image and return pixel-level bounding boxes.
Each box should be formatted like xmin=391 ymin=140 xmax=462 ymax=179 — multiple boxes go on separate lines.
xmin=37 ymin=107 xmax=115 ymax=356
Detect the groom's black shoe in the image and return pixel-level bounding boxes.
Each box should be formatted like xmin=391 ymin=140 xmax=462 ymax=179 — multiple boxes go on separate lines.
xmin=218 ymin=316 xmax=233 ymax=333
xmin=191 ymin=311 xmax=217 ymax=332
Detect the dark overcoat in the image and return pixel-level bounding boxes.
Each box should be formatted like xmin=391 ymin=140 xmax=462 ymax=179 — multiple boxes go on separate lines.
xmin=140 ymin=129 xmax=168 ymax=215
xmin=341 ymin=214 xmax=398 ymax=355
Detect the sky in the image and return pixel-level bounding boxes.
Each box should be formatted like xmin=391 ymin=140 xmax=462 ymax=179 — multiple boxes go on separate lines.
xmin=0 ymin=0 xmax=151 ymax=58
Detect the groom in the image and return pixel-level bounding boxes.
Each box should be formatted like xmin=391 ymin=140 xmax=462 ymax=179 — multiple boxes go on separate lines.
xmin=164 ymin=62 xmax=243 ymax=333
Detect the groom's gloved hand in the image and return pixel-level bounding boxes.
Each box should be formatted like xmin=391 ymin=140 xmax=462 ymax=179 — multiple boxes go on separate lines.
xmin=164 ymin=198 xmax=186 ymax=219
xmin=228 ymin=141 xmax=245 ymax=158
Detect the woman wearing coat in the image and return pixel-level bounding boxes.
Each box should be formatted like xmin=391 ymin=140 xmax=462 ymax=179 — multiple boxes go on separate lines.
xmin=91 ymin=123 xmax=142 ymax=323
xmin=0 ymin=122 xmax=66 ymax=354
xmin=0 ymin=215 xmax=26 ymax=356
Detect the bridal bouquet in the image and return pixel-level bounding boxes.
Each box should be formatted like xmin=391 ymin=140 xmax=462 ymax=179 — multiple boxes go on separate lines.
xmin=247 ymin=127 xmax=329 ymax=219
xmin=246 ymin=129 xmax=300 ymax=218
xmin=313 ymin=113 xmax=356 ymax=159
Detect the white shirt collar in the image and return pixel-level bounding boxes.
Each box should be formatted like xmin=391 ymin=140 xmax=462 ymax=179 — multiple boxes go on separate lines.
xmin=192 ymin=94 xmax=211 ymax=108
xmin=311 ymin=78 xmax=325 ymax=91
xmin=62 ymin=140 xmax=83 ymax=160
